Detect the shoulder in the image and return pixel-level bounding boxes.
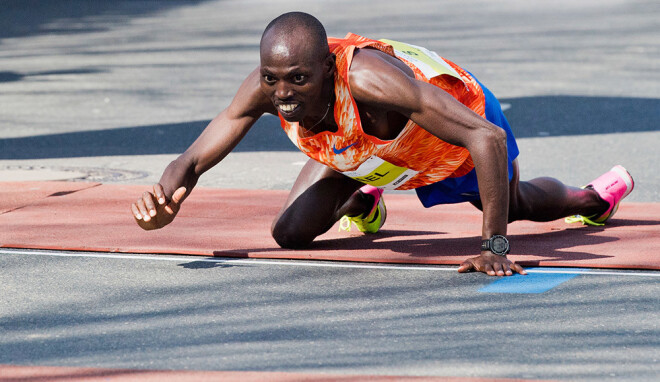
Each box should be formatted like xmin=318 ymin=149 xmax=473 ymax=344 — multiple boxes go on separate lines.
xmin=348 ymin=48 xmax=420 ymax=111
xmin=349 ymin=48 xmax=412 ymax=83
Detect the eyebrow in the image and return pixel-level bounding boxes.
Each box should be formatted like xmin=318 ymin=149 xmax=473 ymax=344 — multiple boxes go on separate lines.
xmin=260 ymin=66 xmax=310 ymax=77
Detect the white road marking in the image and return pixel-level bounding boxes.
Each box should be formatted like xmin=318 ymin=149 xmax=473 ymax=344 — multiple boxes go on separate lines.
xmin=1 ymin=248 xmax=658 ymax=277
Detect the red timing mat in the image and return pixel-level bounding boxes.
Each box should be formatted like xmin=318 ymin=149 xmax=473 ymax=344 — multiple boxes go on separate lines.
xmin=1 ymin=182 xmax=658 ymax=270
xmin=0 ymin=365 xmax=557 ymax=382
xmin=0 ymin=181 xmax=99 ymax=214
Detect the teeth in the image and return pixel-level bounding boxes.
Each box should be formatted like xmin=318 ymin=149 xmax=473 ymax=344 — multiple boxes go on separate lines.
xmin=279 ymin=104 xmax=298 ymax=112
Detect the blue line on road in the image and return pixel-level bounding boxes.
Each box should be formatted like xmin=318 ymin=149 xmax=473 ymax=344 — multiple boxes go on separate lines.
xmin=479 ymin=268 xmax=585 ymax=293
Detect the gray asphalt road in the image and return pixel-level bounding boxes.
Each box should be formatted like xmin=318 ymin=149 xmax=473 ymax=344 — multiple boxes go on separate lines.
xmin=1 ymin=249 xmax=659 ymax=381
xmin=1 ymin=1 xmax=659 ymax=381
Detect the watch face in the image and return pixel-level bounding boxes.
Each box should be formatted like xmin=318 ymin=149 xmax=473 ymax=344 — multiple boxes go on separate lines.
xmin=492 ymin=237 xmax=508 ymax=253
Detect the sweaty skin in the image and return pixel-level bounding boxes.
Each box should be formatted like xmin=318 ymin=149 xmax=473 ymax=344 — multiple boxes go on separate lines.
xmin=132 ymin=17 xmax=609 ymax=276
xmin=346 ymin=48 xmax=514 ymax=274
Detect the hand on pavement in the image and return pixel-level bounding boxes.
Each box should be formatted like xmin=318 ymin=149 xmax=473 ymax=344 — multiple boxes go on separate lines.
xmin=457 ymin=252 xmax=527 ymax=276
xmin=131 ymin=184 xmax=187 ymax=230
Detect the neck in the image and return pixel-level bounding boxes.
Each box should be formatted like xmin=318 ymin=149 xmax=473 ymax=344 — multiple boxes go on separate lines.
xmin=300 ymin=100 xmax=331 ymax=134
xmin=300 ymin=80 xmax=334 ymax=133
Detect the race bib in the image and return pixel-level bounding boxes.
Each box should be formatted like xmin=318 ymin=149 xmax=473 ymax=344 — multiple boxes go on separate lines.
xmin=379 ymin=39 xmax=464 ymax=82
xmin=341 ymin=156 xmax=418 ymax=189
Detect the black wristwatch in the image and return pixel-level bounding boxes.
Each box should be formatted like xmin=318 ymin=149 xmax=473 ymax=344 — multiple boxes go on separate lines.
xmin=481 ymin=235 xmax=510 ymax=256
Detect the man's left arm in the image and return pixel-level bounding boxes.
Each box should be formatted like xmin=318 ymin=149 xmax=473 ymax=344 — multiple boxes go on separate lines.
xmin=349 ymin=49 xmax=525 ymax=276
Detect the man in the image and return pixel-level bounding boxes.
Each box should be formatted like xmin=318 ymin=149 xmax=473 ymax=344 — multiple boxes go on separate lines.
xmin=131 ymin=12 xmax=634 ymax=276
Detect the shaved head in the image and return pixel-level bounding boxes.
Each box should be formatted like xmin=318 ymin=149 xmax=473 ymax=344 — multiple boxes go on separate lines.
xmin=260 ymin=12 xmax=329 ymax=63
xmin=259 ymin=12 xmax=335 ymax=124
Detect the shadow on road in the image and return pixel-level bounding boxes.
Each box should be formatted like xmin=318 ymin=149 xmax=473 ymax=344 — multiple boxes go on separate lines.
xmin=502 ymin=95 xmax=660 ymax=138
xmin=0 ymin=69 xmax=107 ymax=83
xmin=0 ymin=115 xmax=295 ymax=159
xmin=0 ymin=96 xmax=657 ymax=159
xmin=0 ymin=0 xmax=211 ymax=41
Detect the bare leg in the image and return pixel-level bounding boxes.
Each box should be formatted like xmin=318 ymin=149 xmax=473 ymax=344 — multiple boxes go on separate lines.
xmin=472 ymin=159 xmax=608 ymax=222
xmin=271 ymin=159 xmax=372 ymax=248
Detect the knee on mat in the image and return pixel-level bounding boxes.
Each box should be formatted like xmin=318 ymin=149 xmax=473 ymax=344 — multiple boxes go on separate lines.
xmin=271 ymin=223 xmax=314 ymax=249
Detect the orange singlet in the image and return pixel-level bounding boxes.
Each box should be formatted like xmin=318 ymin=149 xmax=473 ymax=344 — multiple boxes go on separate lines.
xmin=278 ymin=33 xmax=488 ymax=190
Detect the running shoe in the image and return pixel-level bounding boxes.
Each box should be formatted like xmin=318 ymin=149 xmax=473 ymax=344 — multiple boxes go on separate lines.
xmin=565 ymin=165 xmax=634 ymax=226
xmin=339 ymin=185 xmax=386 ymax=233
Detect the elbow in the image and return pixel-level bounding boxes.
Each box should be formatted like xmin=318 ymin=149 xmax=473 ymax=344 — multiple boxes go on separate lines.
xmin=473 ymin=124 xmax=507 ymax=154
xmin=491 ymin=126 xmax=508 ymax=151
xmin=464 ymin=125 xmax=508 ymax=171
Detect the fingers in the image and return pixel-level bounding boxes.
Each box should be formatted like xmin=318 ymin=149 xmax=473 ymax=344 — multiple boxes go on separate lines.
xmin=164 ymin=187 xmax=187 ymax=215
xmin=457 ymin=261 xmax=474 ymax=273
xmin=512 ymin=262 xmax=527 ymax=275
xmin=171 ymin=187 xmax=187 ymax=204
xmin=499 ymin=260 xmax=526 ymax=276
xmin=131 ymin=203 xmax=143 ymax=220
xmin=140 ymin=191 xmax=158 ymax=222
xmin=134 ymin=195 xmax=149 ymax=221
xmin=131 ymin=184 xmax=186 ymax=231
xmin=143 ymin=191 xmax=158 ymax=216
xmin=487 ymin=259 xmax=526 ymax=277
xmin=460 ymin=254 xmax=527 ymax=277
xmin=153 ymin=184 xmax=166 ymax=205
xmin=131 ymin=191 xmax=159 ymax=222
xmin=493 ymin=262 xmax=511 ymax=276
xmin=131 ymin=185 xmax=186 ymax=229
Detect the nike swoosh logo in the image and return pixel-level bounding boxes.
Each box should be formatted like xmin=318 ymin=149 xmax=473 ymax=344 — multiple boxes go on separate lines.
xmin=332 ymin=142 xmax=357 ymax=155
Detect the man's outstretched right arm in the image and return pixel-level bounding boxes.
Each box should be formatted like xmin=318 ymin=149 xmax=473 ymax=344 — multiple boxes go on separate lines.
xmin=131 ymin=67 xmax=276 ymax=230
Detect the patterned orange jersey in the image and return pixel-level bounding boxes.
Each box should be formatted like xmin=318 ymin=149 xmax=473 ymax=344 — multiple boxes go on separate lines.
xmin=278 ymin=33 xmax=487 ymax=190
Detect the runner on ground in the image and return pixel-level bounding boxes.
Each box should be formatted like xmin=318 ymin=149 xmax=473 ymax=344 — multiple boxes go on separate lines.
xmin=131 ymin=12 xmax=634 ymax=277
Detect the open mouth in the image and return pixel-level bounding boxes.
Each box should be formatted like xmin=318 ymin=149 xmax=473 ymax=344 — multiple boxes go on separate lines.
xmin=278 ymin=103 xmax=299 ymax=113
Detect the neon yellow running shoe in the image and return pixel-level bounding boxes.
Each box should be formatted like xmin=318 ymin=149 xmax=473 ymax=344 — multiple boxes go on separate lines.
xmin=339 ymin=185 xmax=386 ymax=233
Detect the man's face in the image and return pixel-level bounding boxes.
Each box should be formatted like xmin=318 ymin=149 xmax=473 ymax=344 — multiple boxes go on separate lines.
xmin=260 ymin=33 xmax=331 ymax=122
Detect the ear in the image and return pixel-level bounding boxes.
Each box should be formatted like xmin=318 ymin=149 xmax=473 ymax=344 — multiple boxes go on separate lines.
xmin=323 ymin=53 xmax=336 ymax=78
